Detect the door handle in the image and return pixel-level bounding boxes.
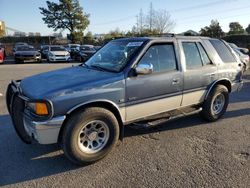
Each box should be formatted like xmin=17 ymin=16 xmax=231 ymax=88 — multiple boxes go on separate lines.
xmin=172 ymin=78 xmax=180 ymax=85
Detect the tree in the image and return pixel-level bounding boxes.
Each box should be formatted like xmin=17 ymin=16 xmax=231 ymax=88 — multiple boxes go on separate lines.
xmin=154 ymin=9 xmax=175 ymax=34
xmin=228 ymin=22 xmax=244 ymax=35
xmin=105 ymin=28 xmax=125 ymax=39
xmin=39 ymin=0 xmax=90 ymax=43
xmin=246 ymin=24 xmax=250 ymax=34
xmin=134 ymin=2 xmax=175 ymax=36
xmin=83 ymin=31 xmax=95 ymax=44
xmin=200 ymin=20 xmax=224 ymax=38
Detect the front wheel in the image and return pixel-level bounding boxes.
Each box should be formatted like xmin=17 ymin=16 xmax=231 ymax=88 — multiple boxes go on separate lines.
xmin=62 ymin=107 xmax=120 ymax=165
xmin=200 ymin=85 xmax=229 ymax=122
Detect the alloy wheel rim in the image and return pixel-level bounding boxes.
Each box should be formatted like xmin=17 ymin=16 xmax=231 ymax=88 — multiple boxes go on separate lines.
xmin=212 ymin=93 xmax=225 ymax=115
xmin=78 ymin=120 xmax=110 ymax=154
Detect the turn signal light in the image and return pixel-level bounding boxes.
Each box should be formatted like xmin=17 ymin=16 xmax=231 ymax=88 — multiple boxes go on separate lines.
xmin=35 ymin=102 xmax=49 ymax=115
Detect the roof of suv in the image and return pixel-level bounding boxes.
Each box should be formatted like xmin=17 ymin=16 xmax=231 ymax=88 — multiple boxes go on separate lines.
xmin=113 ymin=35 xmax=211 ymax=42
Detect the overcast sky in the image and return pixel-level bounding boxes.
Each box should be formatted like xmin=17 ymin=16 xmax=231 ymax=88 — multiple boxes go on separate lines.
xmin=0 ymin=0 xmax=250 ymax=36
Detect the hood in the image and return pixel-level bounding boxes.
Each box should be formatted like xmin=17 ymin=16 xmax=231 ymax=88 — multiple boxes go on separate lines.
xmin=20 ymin=66 xmax=118 ymax=99
xmin=50 ymin=51 xmax=69 ymax=56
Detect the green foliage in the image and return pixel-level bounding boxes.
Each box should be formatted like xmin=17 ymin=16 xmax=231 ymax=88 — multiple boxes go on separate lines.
xmin=200 ymin=20 xmax=224 ymax=38
xmin=245 ymin=24 xmax=250 ymax=34
xmin=83 ymin=31 xmax=96 ymax=44
xmin=223 ymin=35 xmax=250 ymax=49
xmin=228 ymin=22 xmax=244 ymax=35
xmin=0 ymin=36 xmax=56 ymax=44
xmin=39 ymin=0 xmax=90 ymax=43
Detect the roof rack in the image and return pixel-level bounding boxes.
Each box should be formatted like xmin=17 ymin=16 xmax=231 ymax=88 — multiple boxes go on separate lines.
xmin=143 ymin=33 xmax=175 ymax=38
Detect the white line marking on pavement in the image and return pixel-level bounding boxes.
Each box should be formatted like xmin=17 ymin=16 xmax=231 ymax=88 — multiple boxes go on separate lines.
xmin=0 ymin=93 xmax=3 ymax=97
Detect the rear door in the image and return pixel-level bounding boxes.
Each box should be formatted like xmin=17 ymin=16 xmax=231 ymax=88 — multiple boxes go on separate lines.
xmin=179 ymin=39 xmax=218 ymax=106
xmin=125 ymin=41 xmax=183 ymax=122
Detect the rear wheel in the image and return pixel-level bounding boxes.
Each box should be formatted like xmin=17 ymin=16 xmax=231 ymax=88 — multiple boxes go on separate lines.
xmin=200 ymin=85 xmax=229 ymax=122
xmin=62 ymin=107 xmax=119 ymax=165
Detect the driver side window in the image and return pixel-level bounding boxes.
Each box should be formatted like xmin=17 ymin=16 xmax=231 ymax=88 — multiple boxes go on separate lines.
xmin=139 ymin=44 xmax=177 ymax=73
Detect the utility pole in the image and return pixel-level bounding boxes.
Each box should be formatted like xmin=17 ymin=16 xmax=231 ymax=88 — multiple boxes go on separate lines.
xmin=149 ymin=2 xmax=154 ymax=32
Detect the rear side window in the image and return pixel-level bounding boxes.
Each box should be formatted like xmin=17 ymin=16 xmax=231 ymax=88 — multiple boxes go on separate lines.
xmin=182 ymin=42 xmax=203 ymax=69
xmin=197 ymin=43 xmax=211 ymax=65
xmin=209 ymin=39 xmax=236 ymax=63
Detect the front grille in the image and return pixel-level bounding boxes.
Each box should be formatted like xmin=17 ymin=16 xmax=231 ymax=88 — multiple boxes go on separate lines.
xmin=22 ymin=54 xmax=34 ymax=57
xmin=6 ymin=84 xmax=14 ymax=114
xmin=6 ymin=81 xmax=32 ymax=144
xmin=55 ymin=55 xmax=65 ymax=57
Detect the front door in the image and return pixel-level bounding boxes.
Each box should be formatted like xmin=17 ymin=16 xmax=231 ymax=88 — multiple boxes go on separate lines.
xmin=125 ymin=43 xmax=183 ymax=122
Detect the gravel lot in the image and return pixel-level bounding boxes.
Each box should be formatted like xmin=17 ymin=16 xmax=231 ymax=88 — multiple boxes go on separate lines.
xmin=0 ymin=62 xmax=249 ymax=187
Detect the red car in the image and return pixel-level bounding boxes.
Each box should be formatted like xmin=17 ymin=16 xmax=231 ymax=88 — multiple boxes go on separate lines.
xmin=0 ymin=46 xmax=5 ymax=63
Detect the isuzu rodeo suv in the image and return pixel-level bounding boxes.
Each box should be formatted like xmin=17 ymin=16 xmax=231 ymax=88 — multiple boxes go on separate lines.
xmin=6 ymin=36 xmax=243 ymax=165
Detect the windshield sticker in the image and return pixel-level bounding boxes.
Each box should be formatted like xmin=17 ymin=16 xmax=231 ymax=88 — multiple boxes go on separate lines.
xmin=126 ymin=42 xmax=144 ymax=47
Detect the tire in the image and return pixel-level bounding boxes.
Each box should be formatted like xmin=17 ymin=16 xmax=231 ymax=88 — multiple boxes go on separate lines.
xmin=62 ymin=107 xmax=120 ymax=165
xmin=200 ymin=85 xmax=229 ymax=122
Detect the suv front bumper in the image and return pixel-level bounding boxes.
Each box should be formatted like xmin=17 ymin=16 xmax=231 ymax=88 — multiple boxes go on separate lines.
xmin=23 ymin=115 xmax=65 ymax=144
xmin=6 ymin=81 xmax=65 ymax=145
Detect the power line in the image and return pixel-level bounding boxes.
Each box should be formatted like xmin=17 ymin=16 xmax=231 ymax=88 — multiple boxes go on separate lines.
xmin=177 ymin=5 xmax=250 ymax=21
xmin=168 ymin=0 xmax=236 ymax=13
xmin=92 ymin=0 xmax=237 ymax=26
xmin=94 ymin=15 xmax=136 ymax=26
xmin=178 ymin=12 xmax=250 ymax=25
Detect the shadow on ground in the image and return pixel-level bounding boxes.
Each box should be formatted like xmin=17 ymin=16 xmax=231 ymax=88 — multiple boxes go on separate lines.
xmin=1 ymin=105 xmax=250 ymax=186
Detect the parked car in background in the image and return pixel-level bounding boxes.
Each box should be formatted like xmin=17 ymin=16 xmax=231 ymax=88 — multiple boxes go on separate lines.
xmin=94 ymin=46 xmax=102 ymax=51
xmin=7 ymin=36 xmax=243 ymax=165
xmin=65 ymin=44 xmax=80 ymax=58
xmin=75 ymin=45 xmax=96 ymax=62
xmin=233 ymin=48 xmax=249 ymax=71
xmin=40 ymin=45 xmax=49 ymax=59
xmin=0 ymin=46 xmax=5 ymax=64
xmin=47 ymin=45 xmax=70 ymax=62
xmin=14 ymin=45 xmax=41 ymax=63
xmin=228 ymin=43 xmax=249 ymax=55
xmin=13 ymin=42 xmax=28 ymax=53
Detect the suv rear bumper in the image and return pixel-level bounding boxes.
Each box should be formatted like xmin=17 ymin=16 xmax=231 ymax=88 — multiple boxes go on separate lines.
xmin=23 ymin=115 xmax=65 ymax=144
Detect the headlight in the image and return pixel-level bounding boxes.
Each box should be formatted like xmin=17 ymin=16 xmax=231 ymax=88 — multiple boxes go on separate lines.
xmin=26 ymin=102 xmax=49 ymax=115
xmin=66 ymin=52 xmax=70 ymax=56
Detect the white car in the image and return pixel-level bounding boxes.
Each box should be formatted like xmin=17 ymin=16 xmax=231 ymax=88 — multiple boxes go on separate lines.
xmin=47 ymin=45 xmax=71 ymax=62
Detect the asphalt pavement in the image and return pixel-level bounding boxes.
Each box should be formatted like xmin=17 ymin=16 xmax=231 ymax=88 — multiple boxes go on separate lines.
xmin=0 ymin=62 xmax=249 ymax=187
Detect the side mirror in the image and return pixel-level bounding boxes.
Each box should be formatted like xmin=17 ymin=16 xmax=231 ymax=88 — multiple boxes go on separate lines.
xmin=135 ymin=63 xmax=153 ymax=75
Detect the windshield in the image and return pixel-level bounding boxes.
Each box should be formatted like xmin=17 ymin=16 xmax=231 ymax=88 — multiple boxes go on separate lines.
xmin=16 ymin=46 xmax=35 ymax=51
xmin=85 ymin=41 xmax=144 ymax=72
xmin=50 ymin=46 xmax=66 ymax=51
xmin=70 ymin=45 xmax=79 ymax=49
